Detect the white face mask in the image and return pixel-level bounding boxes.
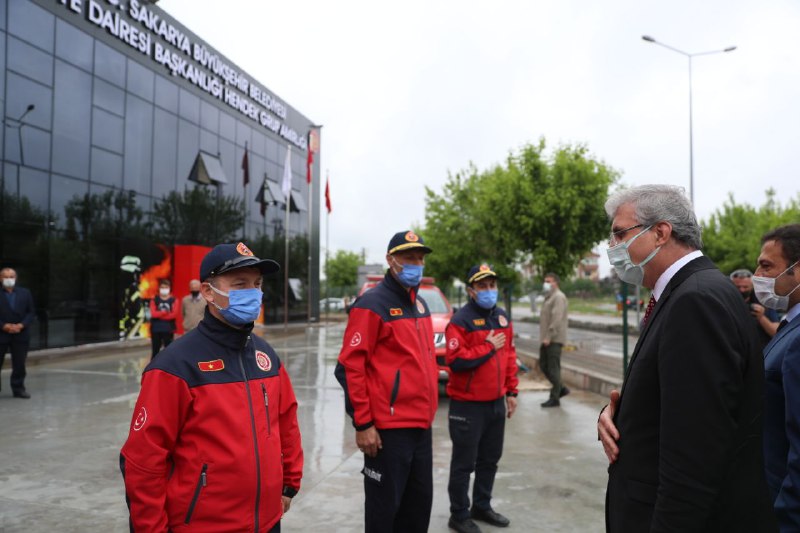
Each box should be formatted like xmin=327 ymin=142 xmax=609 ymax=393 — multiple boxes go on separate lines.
xmin=542 ymin=282 xmax=552 ymax=293
xmin=753 ymin=261 xmax=800 ymax=312
xmin=607 ymin=225 xmax=660 ymax=286
xmin=159 ymin=288 xmax=170 ymax=297
xmin=2 ymin=278 xmax=15 ymax=289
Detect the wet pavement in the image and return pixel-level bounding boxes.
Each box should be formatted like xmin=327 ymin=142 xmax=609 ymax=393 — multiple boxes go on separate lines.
xmin=0 ymin=323 xmax=609 ymax=532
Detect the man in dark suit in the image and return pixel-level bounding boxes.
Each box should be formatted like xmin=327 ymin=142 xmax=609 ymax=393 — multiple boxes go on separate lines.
xmin=757 ymin=224 xmax=800 ymax=530
xmin=597 ymin=185 xmax=776 ymax=532
xmin=0 ymin=268 xmax=36 ymax=398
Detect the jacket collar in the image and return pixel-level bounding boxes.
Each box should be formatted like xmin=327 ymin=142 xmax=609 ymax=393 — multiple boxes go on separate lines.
xmin=196 ymin=307 xmax=254 ymax=350
xmin=382 ymin=270 xmax=417 ymax=303
xmin=467 ymin=298 xmax=493 ymax=317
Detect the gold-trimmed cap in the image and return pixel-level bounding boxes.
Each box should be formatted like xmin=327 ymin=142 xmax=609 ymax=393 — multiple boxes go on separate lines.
xmin=387 ymin=230 xmax=432 ymax=255
xmin=467 ymin=263 xmax=497 ymax=284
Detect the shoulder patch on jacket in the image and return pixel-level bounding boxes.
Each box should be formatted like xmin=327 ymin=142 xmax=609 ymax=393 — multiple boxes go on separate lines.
xmin=498 ymin=315 xmax=508 ymax=327
xmin=255 ymin=351 xmax=272 ymax=371
xmin=390 ymin=308 xmax=403 ymax=316
xmin=198 ymin=359 xmax=224 ymax=371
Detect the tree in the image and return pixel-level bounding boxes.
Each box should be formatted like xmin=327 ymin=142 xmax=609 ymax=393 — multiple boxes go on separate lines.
xmin=423 ymin=139 xmax=618 ymax=285
xmin=64 ymin=189 xmax=146 ymax=241
xmin=150 ymin=186 xmax=245 ymax=246
xmin=325 ymin=250 xmax=362 ymax=289
xmin=702 ymin=190 xmax=800 ymax=274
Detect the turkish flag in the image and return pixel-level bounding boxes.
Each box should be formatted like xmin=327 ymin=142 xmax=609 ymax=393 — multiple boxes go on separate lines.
xmin=242 ymin=146 xmax=250 ymax=187
xmin=325 ymin=177 xmax=332 ymax=213
xmin=198 ymin=359 xmax=225 ymax=372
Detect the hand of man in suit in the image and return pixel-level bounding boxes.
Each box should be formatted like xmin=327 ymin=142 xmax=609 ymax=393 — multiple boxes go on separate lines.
xmin=598 ymin=389 xmax=621 ymax=463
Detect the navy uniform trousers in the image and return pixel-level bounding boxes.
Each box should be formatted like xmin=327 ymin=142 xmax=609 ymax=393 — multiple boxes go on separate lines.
xmin=362 ymin=427 xmax=433 ymax=533
xmin=448 ymin=397 xmax=506 ymax=520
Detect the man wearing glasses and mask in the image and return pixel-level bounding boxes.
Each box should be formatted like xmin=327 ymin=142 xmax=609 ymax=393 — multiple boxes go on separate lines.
xmin=597 ymin=185 xmax=776 ymax=532
xmin=730 ymin=268 xmax=780 ymax=349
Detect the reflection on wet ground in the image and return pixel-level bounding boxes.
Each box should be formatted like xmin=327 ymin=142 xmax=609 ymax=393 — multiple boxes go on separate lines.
xmin=0 ymin=323 xmax=608 ymax=532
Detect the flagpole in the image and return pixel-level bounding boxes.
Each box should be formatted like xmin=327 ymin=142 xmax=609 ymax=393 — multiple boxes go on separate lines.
xmin=284 ymin=196 xmax=290 ymax=330
xmin=325 ymin=168 xmax=330 ymax=324
xmin=243 ymin=141 xmax=248 ymax=241
xmin=307 ymin=165 xmax=312 ymax=325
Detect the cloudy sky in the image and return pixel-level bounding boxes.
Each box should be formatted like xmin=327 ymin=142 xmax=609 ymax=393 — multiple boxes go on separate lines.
xmin=161 ymin=0 xmax=800 ymax=273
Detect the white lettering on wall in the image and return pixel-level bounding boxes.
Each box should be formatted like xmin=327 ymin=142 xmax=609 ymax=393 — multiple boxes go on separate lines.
xmin=57 ymin=0 xmax=308 ymax=150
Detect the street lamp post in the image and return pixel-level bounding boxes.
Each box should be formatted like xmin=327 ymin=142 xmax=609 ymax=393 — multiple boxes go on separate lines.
xmin=642 ymin=35 xmax=736 ymax=205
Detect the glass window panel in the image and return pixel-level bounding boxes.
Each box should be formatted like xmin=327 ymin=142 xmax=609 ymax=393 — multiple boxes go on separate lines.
xmin=19 ymin=126 xmax=51 ymax=171
xmin=251 ymin=131 xmax=266 ymax=157
xmin=94 ymin=41 xmax=125 ymax=88
xmin=219 ymin=111 xmax=235 ymax=141
xmin=200 ymin=100 xmax=219 ymax=132
xmin=0 ymin=0 xmax=6 ymax=30
xmin=200 ymin=128 xmax=218 ymax=155
xmin=124 ymin=95 xmax=153 ymax=195
xmin=53 ymin=60 xmax=91 ymax=179
xmin=55 ymin=19 xmax=93 ymax=72
xmin=265 ymin=134 xmax=278 ymax=165
xmin=127 ymin=59 xmax=154 ymax=102
xmin=8 ymin=0 xmax=54 ymax=52
xmin=6 ymin=72 xmax=52 ymax=132
xmin=177 ymin=119 xmax=199 ymax=185
xmin=3 ymin=163 xmax=18 ymax=196
xmin=217 ymin=138 xmax=235 ymax=197
xmin=90 ymin=147 xmax=122 ymax=187
xmin=19 ymin=167 xmax=49 ymax=214
xmin=50 ymin=173 xmax=88 ymax=229
xmin=179 ymin=88 xmax=200 ymax=124
xmin=93 ymin=78 xmax=125 ymax=116
xmin=236 ymin=120 xmax=252 ymax=149
xmin=151 ymin=109 xmax=178 ymax=198
xmin=154 ymin=75 xmax=178 ymax=111
xmin=7 ymin=37 xmax=53 ymax=86
xmin=92 ymin=108 xmax=124 ymax=153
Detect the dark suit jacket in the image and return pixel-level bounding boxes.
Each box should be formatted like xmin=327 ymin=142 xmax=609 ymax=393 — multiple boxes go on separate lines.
xmin=606 ymin=256 xmax=777 ymax=532
xmin=763 ymin=312 xmax=800 ymax=530
xmin=0 ymin=286 xmax=36 ymax=343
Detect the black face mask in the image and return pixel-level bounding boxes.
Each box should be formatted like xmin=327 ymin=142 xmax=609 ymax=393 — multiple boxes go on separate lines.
xmin=191 ymin=291 xmax=200 ymax=298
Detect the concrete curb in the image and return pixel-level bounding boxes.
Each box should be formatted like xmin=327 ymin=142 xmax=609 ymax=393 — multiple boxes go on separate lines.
xmin=519 ymin=315 xmax=641 ymax=335
xmin=517 ymin=349 xmax=623 ymax=398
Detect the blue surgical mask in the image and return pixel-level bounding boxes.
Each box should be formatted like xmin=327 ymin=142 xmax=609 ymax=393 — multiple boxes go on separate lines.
xmin=391 ymin=257 xmax=424 ymax=287
xmin=606 ymin=225 xmax=660 ymax=286
xmin=474 ymin=289 xmax=498 ymax=309
xmin=209 ymin=284 xmax=263 ymax=325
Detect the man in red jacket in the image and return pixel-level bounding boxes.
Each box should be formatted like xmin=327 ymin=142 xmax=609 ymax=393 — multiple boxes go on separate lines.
xmin=335 ymin=230 xmax=438 ymax=533
xmin=445 ymin=264 xmax=519 ymax=533
xmin=120 ymin=242 xmax=303 ymax=532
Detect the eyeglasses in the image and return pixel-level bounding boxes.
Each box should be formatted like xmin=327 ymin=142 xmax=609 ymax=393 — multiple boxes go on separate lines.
xmin=609 ymin=224 xmax=644 ymax=246
xmin=729 ymin=269 xmax=753 ymax=280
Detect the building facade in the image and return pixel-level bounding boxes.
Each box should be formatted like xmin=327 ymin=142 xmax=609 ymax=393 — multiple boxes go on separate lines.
xmin=1 ymin=0 xmax=321 ymax=349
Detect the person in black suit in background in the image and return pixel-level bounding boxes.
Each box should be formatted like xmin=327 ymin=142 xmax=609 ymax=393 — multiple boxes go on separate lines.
xmin=597 ymin=185 xmax=776 ymax=532
xmin=0 ymin=268 xmax=36 ymax=398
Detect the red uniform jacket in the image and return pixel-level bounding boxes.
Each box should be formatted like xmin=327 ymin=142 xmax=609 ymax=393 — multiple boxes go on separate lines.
xmin=120 ymin=310 xmax=303 ymax=532
xmin=445 ymin=299 xmax=519 ymax=401
xmin=335 ymin=273 xmax=438 ymax=430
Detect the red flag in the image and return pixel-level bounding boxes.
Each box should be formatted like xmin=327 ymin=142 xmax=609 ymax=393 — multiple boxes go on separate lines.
xmin=259 ymin=179 xmax=267 ymax=217
xmin=307 ymin=130 xmax=319 ymax=184
xmin=325 ymin=176 xmax=332 ymax=213
xmin=242 ymin=145 xmax=250 ymax=186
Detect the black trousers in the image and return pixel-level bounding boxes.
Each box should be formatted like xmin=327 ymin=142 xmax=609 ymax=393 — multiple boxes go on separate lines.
xmin=0 ymin=336 xmax=29 ymax=393
xmin=363 ymin=427 xmax=433 ymax=533
xmin=448 ymin=397 xmax=506 ymax=520
xmin=150 ymin=331 xmax=173 ymax=359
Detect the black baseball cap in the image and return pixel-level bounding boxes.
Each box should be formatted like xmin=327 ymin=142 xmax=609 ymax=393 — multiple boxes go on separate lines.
xmin=200 ymin=242 xmax=280 ymax=281
xmin=467 ymin=264 xmax=497 ymax=285
xmin=387 ymin=230 xmax=432 ymax=255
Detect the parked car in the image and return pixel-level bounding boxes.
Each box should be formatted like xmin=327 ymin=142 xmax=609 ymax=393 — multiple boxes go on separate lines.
xmin=319 ymin=297 xmax=345 ymax=311
xmin=359 ymin=275 xmax=453 ymax=383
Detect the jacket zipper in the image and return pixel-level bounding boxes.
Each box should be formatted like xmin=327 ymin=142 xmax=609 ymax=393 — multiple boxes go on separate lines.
xmin=494 ymin=323 xmax=503 ymax=396
xmin=184 ymin=463 xmax=208 ymax=524
xmin=261 ymin=383 xmax=272 ymax=436
xmin=389 ymin=370 xmax=401 ymax=415
xmin=414 ymin=301 xmax=434 ymax=420
xmin=237 ymin=335 xmax=261 ymax=532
